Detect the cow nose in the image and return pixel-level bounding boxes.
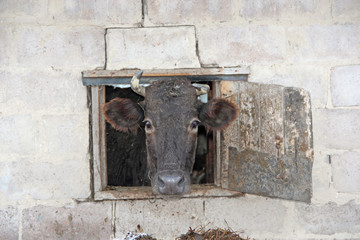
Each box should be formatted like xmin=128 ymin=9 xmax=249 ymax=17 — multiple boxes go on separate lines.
xmin=157 ymin=172 xmax=185 ymax=195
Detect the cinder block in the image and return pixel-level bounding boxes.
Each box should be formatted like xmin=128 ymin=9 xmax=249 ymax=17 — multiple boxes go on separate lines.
xmin=0 ymin=206 xmax=19 ymax=240
xmin=197 ymin=26 xmax=285 ymax=66
xmin=22 ymin=202 xmax=112 ymax=240
xmin=287 ymin=25 xmax=360 ymax=62
xmin=0 ymin=0 xmax=46 ymax=22
xmin=106 ymin=26 xmax=200 ymax=69
xmin=147 ymin=0 xmax=236 ymax=25
xmin=331 ymin=65 xmax=360 ymax=107
xmin=295 ymin=201 xmax=360 ymax=235
xmin=115 ymin=197 xmax=286 ymax=239
xmin=41 ymin=114 xmax=88 ymax=155
xmin=0 ymin=71 xmax=87 ymax=114
xmin=15 ymin=26 xmax=104 ymax=69
xmin=313 ymin=109 xmax=360 ymax=150
xmin=0 ymin=115 xmax=38 ymax=154
xmin=332 ymin=151 xmax=360 ymax=193
xmin=241 ymin=0 xmax=328 ymax=21
xmin=250 ymin=64 xmax=328 ymax=108
xmin=48 ymin=0 xmax=142 ymax=26
xmin=203 ymin=197 xmax=287 ymax=234
xmin=115 ymin=198 xmax=207 ymax=239
xmin=0 ymin=159 xmax=90 ymax=200
xmin=332 ymin=0 xmax=360 ymax=19
xmin=0 ymin=27 xmax=12 ymax=66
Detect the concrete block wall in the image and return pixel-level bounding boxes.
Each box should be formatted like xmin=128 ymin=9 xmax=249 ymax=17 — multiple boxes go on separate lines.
xmin=1 ymin=0 xmax=359 ymax=239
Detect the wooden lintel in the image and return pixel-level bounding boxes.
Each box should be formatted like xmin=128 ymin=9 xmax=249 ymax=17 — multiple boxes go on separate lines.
xmin=82 ymin=67 xmax=249 ymax=86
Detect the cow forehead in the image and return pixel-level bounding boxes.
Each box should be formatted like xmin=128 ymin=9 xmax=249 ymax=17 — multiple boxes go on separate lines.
xmin=145 ymin=79 xmax=198 ymax=119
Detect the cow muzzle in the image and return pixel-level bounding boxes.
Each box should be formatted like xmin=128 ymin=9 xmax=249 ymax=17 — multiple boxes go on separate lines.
xmin=153 ymin=170 xmax=190 ymax=196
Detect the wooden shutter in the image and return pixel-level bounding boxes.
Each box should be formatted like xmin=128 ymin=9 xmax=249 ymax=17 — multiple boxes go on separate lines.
xmin=219 ymin=81 xmax=313 ymax=202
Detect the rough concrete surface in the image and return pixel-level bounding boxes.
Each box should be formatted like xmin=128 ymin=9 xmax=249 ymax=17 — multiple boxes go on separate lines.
xmin=1 ymin=0 xmax=360 ymax=239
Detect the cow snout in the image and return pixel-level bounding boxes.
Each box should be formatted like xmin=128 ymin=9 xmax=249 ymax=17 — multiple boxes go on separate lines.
xmin=155 ymin=171 xmax=188 ymax=195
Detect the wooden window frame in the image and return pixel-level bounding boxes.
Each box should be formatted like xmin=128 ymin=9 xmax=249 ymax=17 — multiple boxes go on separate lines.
xmin=83 ymin=68 xmax=249 ymax=200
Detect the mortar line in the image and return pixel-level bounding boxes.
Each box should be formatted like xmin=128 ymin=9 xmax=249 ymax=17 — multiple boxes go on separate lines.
xmin=104 ymin=28 xmax=108 ymax=70
xmin=193 ymin=25 xmax=204 ymax=67
xmin=140 ymin=0 xmax=146 ymax=27
xmin=111 ymin=201 xmax=117 ymax=238
xmin=18 ymin=207 xmax=23 ymax=240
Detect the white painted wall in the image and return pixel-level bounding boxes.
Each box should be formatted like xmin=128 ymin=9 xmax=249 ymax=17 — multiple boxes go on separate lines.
xmin=1 ymin=0 xmax=359 ymax=239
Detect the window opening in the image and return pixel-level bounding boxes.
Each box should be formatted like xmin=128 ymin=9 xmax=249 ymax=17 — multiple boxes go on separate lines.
xmin=82 ymin=68 xmax=251 ymax=200
xmin=105 ymin=82 xmax=215 ymax=187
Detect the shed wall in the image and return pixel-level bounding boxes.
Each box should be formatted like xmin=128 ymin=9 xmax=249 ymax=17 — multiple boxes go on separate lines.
xmin=1 ymin=1 xmax=360 ymax=239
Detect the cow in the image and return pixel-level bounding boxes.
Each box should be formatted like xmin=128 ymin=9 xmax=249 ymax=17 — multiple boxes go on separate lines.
xmin=103 ymin=71 xmax=238 ymax=196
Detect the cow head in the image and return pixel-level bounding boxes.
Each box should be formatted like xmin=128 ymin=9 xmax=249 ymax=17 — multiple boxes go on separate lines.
xmin=103 ymin=71 xmax=238 ymax=196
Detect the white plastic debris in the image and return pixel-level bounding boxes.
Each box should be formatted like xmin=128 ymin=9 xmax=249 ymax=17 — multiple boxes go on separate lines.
xmin=114 ymin=232 xmax=151 ymax=240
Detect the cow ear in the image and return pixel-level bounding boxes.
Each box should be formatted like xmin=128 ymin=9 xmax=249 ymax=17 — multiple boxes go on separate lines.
xmin=198 ymin=99 xmax=238 ymax=130
xmin=103 ymin=98 xmax=144 ymax=133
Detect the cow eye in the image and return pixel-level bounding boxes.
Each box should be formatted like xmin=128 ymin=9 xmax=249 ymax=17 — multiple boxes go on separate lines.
xmin=190 ymin=120 xmax=200 ymax=130
xmin=144 ymin=120 xmax=153 ymax=131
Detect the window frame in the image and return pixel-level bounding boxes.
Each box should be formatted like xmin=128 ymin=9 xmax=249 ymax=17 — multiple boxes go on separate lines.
xmin=83 ymin=68 xmax=249 ymax=200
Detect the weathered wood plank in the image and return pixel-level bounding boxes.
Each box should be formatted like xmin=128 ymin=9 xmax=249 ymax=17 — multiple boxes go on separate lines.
xmin=91 ymin=86 xmax=107 ymax=191
xmin=228 ymin=148 xmax=312 ymax=202
xmin=83 ymin=67 xmax=250 ymax=78
xmin=260 ymin=84 xmax=284 ymax=156
xmin=283 ymin=87 xmax=313 ymax=159
xmin=238 ymin=82 xmax=260 ymax=151
xmin=219 ymin=81 xmax=241 ymax=188
xmin=226 ymin=85 xmax=313 ymax=202
xmin=82 ymin=67 xmax=249 ymax=86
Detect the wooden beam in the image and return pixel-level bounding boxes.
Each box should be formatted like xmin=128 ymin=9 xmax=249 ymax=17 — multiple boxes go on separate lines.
xmin=82 ymin=67 xmax=249 ymax=86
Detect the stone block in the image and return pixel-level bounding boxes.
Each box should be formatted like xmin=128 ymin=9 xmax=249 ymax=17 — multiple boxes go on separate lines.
xmin=331 ymin=65 xmax=360 ymax=107
xmin=295 ymin=201 xmax=360 ymax=235
xmin=41 ymin=114 xmax=88 ymax=155
xmin=106 ymin=26 xmax=200 ymax=69
xmin=0 ymin=115 xmax=38 ymax=154
xmin=0 ymin=206 xmax=19 ymax=240
xmin=197 ymin=26 xmax=285 ymax=66
xmin=287 ymin=25 xmax=360 ymax=62
xmin=15 ymin=26 xmax=104 ymax=69
xmin=332 ymin=151 xmax=360 ymax=193
xmin=313 ymin=109 xmax=360 ymax=150
xmin=48 ymin=0 xmax=142 ymax=26
xmin=147 ymin=0 xmax=237 ymax=25
xmin=0 ymin=158 xmax=90 ymax=200
xmin=22 ymin=202 xmax=112 ymax=240
xmin=0 ymin=71 xmax=87 ymax=114
xmin=332 ymin=0 xmax=360 ymax=20
xmin=241 ymin=0 xmax=329 ymax=21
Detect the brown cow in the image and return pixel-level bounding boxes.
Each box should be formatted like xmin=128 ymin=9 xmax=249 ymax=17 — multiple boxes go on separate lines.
xmin=103 ymin=71 xmax=238 ymax=196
